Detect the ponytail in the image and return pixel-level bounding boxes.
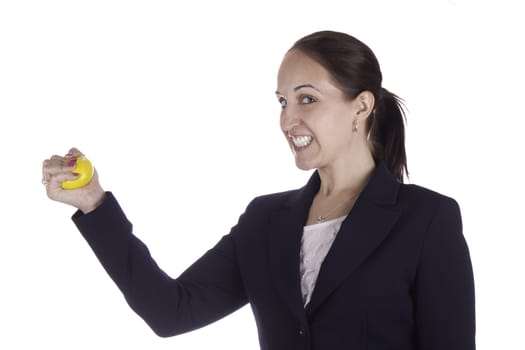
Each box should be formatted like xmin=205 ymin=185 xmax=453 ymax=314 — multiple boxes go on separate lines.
xmin=368 ymin=87 xmax=408 ymax=182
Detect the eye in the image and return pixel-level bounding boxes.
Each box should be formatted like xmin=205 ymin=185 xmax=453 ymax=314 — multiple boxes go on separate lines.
xmin=278 ymin=97 xmax=288 ymax=109
xmin=300 ymin=95 xmax=316 ymax=104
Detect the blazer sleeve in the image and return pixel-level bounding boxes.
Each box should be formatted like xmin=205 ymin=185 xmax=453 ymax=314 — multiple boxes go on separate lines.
xmin=414 ymin=197 xmax=476 ymax=349
xmin=72 ymin=192 xmax=248 ymax=337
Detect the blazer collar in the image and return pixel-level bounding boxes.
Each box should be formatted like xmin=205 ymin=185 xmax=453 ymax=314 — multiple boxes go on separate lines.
xmin=285 ymin=160 xmax=400 ymax=209
xmin=268 ymin=161 xmax=402 ymax=320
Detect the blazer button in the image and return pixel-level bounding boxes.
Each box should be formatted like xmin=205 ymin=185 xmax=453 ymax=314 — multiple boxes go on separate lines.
xmin=298 ymin=329 xmax=305 ymax=336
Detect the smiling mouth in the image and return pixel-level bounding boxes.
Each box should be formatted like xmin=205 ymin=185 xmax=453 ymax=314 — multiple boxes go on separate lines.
xmin=291 ymin=135 xmax=313 ymax=148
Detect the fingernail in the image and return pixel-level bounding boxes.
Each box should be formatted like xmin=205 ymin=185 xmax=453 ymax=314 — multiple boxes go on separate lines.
xmin=68 ymin=159 xmax=76 ymax=167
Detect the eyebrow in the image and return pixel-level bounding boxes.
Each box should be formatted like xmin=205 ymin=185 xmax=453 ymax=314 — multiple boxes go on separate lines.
xmin=275 ymin=84 xmax=321 ymax=95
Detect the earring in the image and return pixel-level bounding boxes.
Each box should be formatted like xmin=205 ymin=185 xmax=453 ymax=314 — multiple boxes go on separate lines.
xmin=352 ymin=120 xmax=359 ymax=133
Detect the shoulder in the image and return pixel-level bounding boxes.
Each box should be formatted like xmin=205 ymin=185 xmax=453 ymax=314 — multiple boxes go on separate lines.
xmin=399 ymin=183 xmax=459 ymax=207
xmin=227 ymin=189 xmax=300 ymax=242
xmin=245 ymin=188 xmax=299 ymax=213
xmin=232 ymin=185 xmax=307 ymax=228
xmin=397 ymin=183 xmax=462 ymax=224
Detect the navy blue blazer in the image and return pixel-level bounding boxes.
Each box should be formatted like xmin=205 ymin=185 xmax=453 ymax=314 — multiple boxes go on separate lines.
xmin=73 ymin=162 xmax=475 ymax=349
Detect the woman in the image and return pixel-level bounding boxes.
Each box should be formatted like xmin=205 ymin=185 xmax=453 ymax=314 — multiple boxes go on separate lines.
xmin=42 ymin=31 xmax=476 ymax=349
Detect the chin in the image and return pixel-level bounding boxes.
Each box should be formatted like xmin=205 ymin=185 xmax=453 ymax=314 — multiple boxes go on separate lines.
xmin=294 ymin=160 xmax=316 ymax=171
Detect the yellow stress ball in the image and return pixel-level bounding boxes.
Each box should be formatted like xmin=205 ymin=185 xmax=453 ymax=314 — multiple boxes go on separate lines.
xmin=61 ymin=156 xmax=94 ymax=190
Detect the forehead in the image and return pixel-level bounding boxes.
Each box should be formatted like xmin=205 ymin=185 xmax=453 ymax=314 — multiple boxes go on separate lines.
xmin=277 ymin=49 xmax=338 ymax=93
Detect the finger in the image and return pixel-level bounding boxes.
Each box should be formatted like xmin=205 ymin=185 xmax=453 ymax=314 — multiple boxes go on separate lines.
xmin=43 ymin=158 xmax=61 ymax=173
xmin=43 ymin=158 xmax=75 ymax=179
xmin=49 ymin=171 xmax=80 ymax=186
xmin=45 ymin=171 xmax=80 ymax=195
xmin=49 ymin=155 xmax=67 ymax=166
xmin=42 ymin=152 xmax=75 ymax=189
xmin=66 ymin=148 xmax=84 ymax=158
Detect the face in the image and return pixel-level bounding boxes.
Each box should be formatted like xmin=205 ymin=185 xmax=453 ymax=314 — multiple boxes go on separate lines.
xmin=276 ymin=49 xmax=360 ymax=171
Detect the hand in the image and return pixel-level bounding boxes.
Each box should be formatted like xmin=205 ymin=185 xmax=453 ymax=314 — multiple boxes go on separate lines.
xmin=42 ymin=148 xmax=106 ymax=214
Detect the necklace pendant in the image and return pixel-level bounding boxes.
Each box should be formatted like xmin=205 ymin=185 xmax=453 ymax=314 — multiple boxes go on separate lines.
xmin=316 ymin=216 xmax=326 ymax=224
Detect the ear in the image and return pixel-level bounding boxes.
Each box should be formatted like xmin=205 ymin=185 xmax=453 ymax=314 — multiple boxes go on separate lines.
xmin=354 ymin=90 xmax=375 ymax=121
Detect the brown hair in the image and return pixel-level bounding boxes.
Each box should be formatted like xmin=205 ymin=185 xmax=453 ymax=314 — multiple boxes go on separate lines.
xmin=290 ymin=31 xmax=408 ymax=182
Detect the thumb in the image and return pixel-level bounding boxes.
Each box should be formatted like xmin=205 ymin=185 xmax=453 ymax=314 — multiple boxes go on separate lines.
xmin=66 ymin=147 xmax=85 ymax=158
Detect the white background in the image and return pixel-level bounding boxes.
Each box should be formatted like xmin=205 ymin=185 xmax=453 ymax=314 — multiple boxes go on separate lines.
xmin=1 ymin=0 xmax=523 ymax=348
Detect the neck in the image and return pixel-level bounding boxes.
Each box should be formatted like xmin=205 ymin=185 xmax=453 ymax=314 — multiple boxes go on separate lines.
xmin=316 ymin=152 xmax=376 ymax=198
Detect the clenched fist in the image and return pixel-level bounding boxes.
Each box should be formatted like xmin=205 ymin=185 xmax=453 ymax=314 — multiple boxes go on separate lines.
xmin=42 ymin=148 xmax=106 ymax=214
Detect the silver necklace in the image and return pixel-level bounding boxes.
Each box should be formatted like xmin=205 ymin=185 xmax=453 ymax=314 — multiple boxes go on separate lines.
xmin=316 ymin=193 xmax=360 ymax=224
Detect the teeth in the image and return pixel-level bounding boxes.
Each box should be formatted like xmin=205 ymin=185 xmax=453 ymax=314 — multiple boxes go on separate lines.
xmin=291 ymin=135 xmax=313 ymax=148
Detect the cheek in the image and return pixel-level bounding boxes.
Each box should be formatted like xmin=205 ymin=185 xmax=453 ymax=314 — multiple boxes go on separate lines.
xmin=311 ymin=107 xmax=350 ymax=130
xmin=318 ymin=118 xmax=353 ymax=146
xmin=329 ymin=108 xmax=354 ymax=131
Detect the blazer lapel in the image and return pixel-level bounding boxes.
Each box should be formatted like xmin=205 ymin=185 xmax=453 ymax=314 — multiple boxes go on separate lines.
xmin=305 ymin=162 xmax=402 ymax=316
xmin=268 ymin=172 xmax=320 ymax=323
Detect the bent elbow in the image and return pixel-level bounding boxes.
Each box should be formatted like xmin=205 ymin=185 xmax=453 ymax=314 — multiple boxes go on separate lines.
xmin=151 ymin=325 xmax=177 ymax=338
xmin=145 ymin=317 xmax=188 ymax=338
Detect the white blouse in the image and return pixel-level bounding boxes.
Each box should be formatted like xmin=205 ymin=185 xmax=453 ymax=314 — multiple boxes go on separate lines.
xmin=299 ymin=216 xmax=346 ymax=306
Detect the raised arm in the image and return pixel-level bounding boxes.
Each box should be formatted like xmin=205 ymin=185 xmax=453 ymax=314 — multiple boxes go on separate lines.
xmin=43 ymin=149 xmax=248 ymax=337
xmin=73 ymin=193 xmax=248 ymax=336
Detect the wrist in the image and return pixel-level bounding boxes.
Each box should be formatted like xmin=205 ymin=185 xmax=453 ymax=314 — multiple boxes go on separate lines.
xmin=80 ymin=189 xmax=107 ymax=214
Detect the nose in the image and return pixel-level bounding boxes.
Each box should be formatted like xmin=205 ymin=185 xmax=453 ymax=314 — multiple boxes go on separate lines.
xmin=280 ymin=107 xmax=300 ymax=133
